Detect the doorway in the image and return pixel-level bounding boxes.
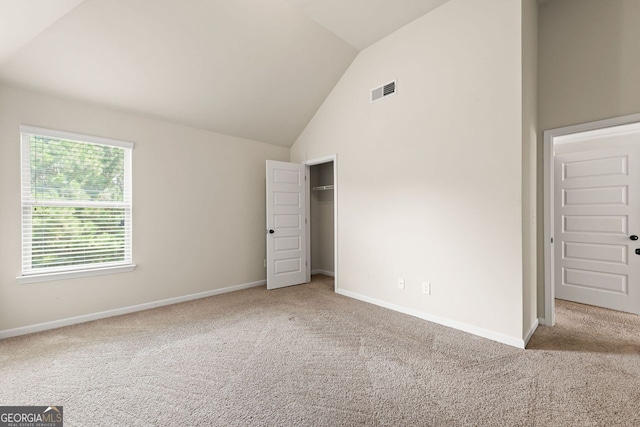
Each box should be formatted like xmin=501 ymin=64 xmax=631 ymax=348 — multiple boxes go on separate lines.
xmin=305 ymin=155 xmax=337 ymax=291
xmin=544 ymin=114 xmax=640 ymax=325
xmin=265 ymin=156 xmax=337 ymax=291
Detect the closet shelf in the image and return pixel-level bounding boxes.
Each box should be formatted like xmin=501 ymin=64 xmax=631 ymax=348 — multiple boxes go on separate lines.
xmin=312 ymin=185 xmax=334 ymax=191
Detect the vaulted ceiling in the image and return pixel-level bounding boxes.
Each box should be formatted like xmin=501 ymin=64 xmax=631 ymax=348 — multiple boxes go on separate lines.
xmin=0 ymin=0 xmax=450 ymax=146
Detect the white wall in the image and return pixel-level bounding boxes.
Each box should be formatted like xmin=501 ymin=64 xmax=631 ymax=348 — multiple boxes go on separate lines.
xmin=522 ymin=0 xmax=538 ymax=338
xmin=537 ymin=0 xmax=640 ymax=318
xmin=0 ymin=84 xmax=288 ymax=332
xmin=310 ymin=162 xmax=334 ymax=274
xmin=291 ymin=0 xmax=526 ymax=343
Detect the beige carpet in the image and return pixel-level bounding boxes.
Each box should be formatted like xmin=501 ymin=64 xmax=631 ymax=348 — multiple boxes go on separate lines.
xmin=0 ymin=275 xmax=639 ymax=426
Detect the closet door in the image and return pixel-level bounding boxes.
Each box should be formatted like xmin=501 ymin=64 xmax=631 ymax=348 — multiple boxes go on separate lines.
xmin=266 ymin=160 xmax=307 ymax=289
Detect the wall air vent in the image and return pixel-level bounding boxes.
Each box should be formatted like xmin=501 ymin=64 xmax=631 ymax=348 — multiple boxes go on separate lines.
xmin=371 ymin=80 xmax=396 ymax=103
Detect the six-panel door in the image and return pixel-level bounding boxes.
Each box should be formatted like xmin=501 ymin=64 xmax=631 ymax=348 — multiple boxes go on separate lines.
xmin=555 ymin=144 xmax=640 ymax=314
xmin=266 ymin=160 xmax=307 ymax=289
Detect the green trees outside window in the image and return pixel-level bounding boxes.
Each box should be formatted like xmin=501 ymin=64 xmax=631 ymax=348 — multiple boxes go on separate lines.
xmin=22 ymin=132 xmax=132 ymax=274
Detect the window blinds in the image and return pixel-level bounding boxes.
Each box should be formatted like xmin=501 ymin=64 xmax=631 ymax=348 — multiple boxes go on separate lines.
xmin=20 ymin=126 xmax=133 ymax=276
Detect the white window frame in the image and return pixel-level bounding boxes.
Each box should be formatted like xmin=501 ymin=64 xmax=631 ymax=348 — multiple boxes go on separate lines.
xmin=17 ymin=125 xmax=136 ymax=284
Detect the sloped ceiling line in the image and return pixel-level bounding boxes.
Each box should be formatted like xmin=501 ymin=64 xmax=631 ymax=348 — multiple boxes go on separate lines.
xmin=0 ymin=0 xmax=451 ymax=147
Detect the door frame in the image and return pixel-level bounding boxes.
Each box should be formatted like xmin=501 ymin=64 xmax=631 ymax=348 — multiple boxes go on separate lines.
xmin=304 ymin=154 xmax=338 ymax=292
xmin=543 ymin=112 xmax=640 ymax=326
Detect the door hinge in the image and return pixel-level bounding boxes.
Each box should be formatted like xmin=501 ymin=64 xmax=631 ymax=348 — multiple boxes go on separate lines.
xmin=305 ymin=218 xmax=307 ymax=224
xmin=551 ymin=237 xmax=554 ymax=244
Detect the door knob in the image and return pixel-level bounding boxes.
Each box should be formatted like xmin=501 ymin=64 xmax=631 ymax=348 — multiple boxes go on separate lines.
xmin=631 ymin=235 xmax=639 ymax=241
xmin=636 ymin=249 xmax=640 ymax=255
xmin=269 ymin=229 xmax=275 ymax=234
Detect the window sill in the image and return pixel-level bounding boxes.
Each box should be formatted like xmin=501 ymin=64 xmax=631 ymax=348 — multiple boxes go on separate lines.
xmin=17 ymin=264 xmax=136 ymax=284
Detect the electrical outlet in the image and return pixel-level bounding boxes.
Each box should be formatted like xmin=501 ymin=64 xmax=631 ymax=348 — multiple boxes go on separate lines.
xmin=422 ymin=282 xmax=431 ymax=295
xmin=398 ymin=278 xmax=405 ymax=290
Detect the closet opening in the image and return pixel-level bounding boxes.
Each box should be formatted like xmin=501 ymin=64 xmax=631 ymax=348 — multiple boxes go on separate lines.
xmin=305 ymin=156 xmax=337 ymax=291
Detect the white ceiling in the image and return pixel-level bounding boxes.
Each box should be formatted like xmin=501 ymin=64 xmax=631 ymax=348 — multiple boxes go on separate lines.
xmin=286 ymin=0 xmax=451 ymax=50
xmin=0 ymin=0 xmax=85 ymax=63
xmin=0 ymin=0 xmax=451 ymax=146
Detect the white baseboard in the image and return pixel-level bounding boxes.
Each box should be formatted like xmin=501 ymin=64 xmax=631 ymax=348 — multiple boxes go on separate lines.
xmin=336 ymin=289 xmax=526 ymax=349
xmin=311 ymin=269 xmax=334 ymax=277
xmin=524 ymin=318 xmax=539 ymax=347
xmin=0 ymin=279 xmax=266 ymax=340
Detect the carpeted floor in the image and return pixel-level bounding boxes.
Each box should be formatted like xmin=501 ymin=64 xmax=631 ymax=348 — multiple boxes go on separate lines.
xmin=1 ymin=274 xmax=639 ymax=426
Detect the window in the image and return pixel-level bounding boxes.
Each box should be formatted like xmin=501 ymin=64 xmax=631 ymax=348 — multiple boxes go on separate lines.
xmin=20 ymin=126 xmax=134 ymax=282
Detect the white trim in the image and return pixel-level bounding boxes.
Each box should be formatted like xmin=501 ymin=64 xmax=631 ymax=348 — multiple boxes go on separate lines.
xmin=20 ymin=125 xmax=134 ymax=149
xmin=0 ymin=279 xmax=266 ymax=339
xmin=311 ymin=269 xmax=334 ymax=277
xmin=305 ymin=155 xmax=336 ymax=166
xmin=524 ymin=319 xmax=539 ymax=347
xmin=333 ymin=155 xmax=338 ymax=294
xmin=17 ymin=264 xmax=136 ymax=284
xmin=553 ymin=121 xmax=640 ymax=145
xmin=304 ymin=154 xmax=338 ymax=293
xmin=543 ymin=128 xmax=555 ymax=326
xmin=305 ymin=166 xmax=311 ymax=284
xmin=538 ymin=317 xmax=549 ymax=326
xmin=124 ymin=147 xmax=133 ymax=263
xmin=543 ymin=112 xmax=640 ymax=328
xmin=545 ymin=112 xmax=640 ymax=144
xmin=336 ymin=289 xmax=526 ymax=349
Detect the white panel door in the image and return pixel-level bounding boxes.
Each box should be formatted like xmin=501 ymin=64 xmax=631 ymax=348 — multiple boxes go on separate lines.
xmin=266 ymin=160 xmax=307 ymax=290
xmin=555 ymin=144 xmax=640 ymax=314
